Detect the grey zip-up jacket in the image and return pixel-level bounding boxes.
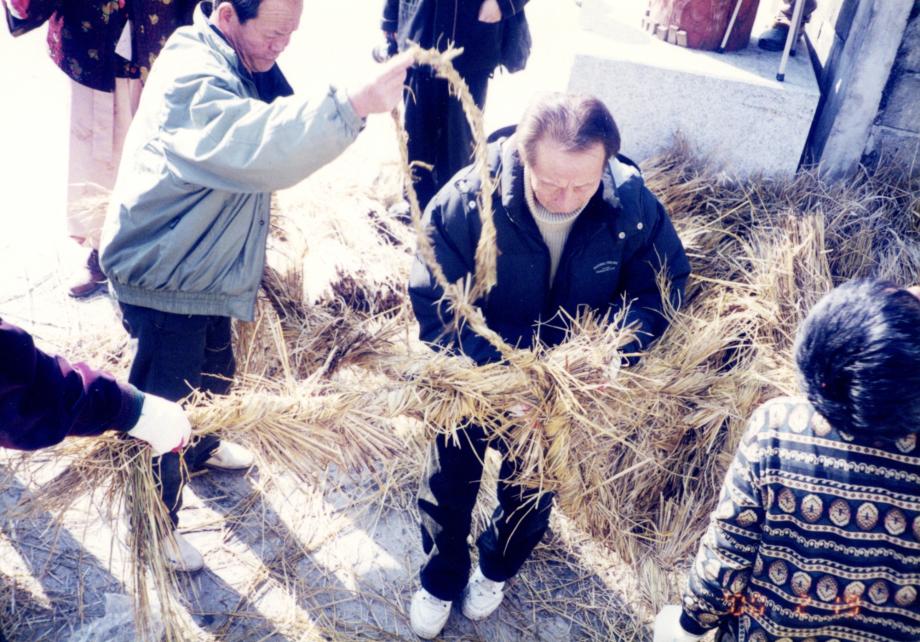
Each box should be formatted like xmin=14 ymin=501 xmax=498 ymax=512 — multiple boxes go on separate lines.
xmin=100 ymin=1 xmax=364 ymax=321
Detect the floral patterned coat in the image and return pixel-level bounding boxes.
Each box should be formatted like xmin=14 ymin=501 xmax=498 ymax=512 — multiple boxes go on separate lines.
xmin=3 ymin=0 xmax=195 ymax=91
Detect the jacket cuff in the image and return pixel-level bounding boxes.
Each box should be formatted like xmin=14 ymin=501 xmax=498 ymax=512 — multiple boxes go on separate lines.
xmin=112 ymin=384 xmax=145 ymax=432
xmin=4 ymin=0 xmax=43 ymax=36
xmin=331 ymin=86 xmax=366 ymax=138
xmin=381 ymin=0 xmax=398 ymax=31
xmin=679 ymin=611 xmax=710 ymax=637
xmin=7 ymin=2 xmax=25 ymax=20
xmin=4 ymin=3 xmax=23 ymax=31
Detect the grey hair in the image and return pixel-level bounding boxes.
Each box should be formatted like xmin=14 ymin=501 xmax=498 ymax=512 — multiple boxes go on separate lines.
xmin=516 ymin=92 xmax=620 ymax=165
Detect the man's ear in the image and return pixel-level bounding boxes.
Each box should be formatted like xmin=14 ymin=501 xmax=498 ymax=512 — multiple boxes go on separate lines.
xmin=214 ymin=1 xmax=239 ymax=30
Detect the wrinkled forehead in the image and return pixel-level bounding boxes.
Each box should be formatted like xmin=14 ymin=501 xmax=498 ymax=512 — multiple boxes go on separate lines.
xmin=527 ymin=137 xmax=607 ymax=183
xmin=251 ymin=0 xmax=303 ymax=31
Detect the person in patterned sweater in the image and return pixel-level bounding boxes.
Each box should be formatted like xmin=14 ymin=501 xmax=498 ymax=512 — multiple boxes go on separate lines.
xmin=656 ymin=278 xmax=920 ymax=642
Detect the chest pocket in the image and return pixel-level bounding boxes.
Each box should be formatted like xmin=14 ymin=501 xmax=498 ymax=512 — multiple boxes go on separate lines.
xmin=561 ymin=229 xmax=626 ymax=310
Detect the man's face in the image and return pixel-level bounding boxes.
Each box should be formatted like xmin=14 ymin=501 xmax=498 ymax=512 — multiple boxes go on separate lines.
xmin=527 ymin=138 xmax=607 ymax=215
xmin=220 ymin=0 xmax=302 ymax=73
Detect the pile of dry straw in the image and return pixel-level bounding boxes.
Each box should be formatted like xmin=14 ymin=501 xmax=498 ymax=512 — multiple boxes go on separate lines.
xmin=9 ymin=47 xmax=920 ymax=638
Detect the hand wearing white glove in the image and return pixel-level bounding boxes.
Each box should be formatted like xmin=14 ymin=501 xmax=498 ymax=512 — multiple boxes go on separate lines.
xmin=653 ymin=605 xmax=702 ymax=642
xmin=127 ymin=393 xmax=192 ymax=457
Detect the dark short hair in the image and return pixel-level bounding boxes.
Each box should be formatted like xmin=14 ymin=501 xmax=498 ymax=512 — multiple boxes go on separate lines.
xmin=516 ymin=92 xmax=620 ymax=166
xmin=217 ymin=0 xmax=262 ymax=23
xmin=795 ymin=278 xmax=920 ymax=439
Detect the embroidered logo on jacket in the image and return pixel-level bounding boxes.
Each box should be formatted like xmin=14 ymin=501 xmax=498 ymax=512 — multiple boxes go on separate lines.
xmin=593 ymin=260 xmax=618 ymax=274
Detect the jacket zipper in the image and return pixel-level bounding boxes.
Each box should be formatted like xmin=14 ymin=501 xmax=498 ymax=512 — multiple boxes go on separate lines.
xmin=512 ymin=210 xmax=555 ymax=318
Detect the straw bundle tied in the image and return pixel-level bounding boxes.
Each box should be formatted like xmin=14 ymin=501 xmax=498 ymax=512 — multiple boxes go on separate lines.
xmin=8 ymin=437 xmax=189 ymax=641
xmin=388 ymin=86 xmax=920 ymax=603
xmin=255 ymin=267 xmax=409 ymax=381
xmin=8 ymin=42 xmax=920 ymax=638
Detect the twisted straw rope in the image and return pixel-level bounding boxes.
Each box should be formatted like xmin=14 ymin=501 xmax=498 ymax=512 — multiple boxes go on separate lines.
xmin=392 ymin=46 xmax=522 ymax=364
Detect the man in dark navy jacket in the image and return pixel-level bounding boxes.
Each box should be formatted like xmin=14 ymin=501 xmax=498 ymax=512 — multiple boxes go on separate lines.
xmin=406 ymin=92 xmax=690 ymax=638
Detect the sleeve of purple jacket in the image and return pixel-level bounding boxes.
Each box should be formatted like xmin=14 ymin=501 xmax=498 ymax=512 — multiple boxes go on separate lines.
xmin=0 ymin=320 xmax=144 ymax=451
xmin=3 ymin=0 xmax=58 ymax=37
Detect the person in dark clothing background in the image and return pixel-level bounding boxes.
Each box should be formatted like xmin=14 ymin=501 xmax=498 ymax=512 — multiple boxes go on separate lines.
xmin=380 ymin=0 xmax=530 ymax=211
xmin=406 ymin=92 xmax=690 ymax=638
xmin=756 ymin=0 xmax=818 ymax=52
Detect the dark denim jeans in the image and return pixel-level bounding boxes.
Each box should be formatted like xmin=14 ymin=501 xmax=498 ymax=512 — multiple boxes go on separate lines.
xmin=120 ymin=303 xmax=234 ymax=527
xmin=418 ymin=423 xmax=554 ymax=601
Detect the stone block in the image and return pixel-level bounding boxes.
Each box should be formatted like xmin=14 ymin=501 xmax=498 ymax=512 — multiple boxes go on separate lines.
xmin=808 ymin=19 xmax=842 ymax=88
xmin=815 ymin=32 xmax=845 ymax=94
xmin=878 ymin=73 xmax=920 ymax=132
xmin=808 ymin=0 xmax=913 ymax=178
xmin=806 ymin=0 xmax=858 ymax=47
xmin=865 ymin=125 xmax=920 ymax=173
xmin=568 ymin=0 xmax=821 ymax=177
xmin=900 ymin=14 xmax=920 ymax=73
xmin=835 ymin=0 xmax=860 ymax=40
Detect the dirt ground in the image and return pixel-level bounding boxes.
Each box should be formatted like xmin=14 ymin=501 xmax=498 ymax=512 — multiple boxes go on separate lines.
xmin=0 ymin=2 xmax=659 ymax=640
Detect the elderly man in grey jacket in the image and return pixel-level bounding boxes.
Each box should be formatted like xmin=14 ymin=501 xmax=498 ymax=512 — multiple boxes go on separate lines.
xmin=100 ymin=0 xmax=410 ymax=571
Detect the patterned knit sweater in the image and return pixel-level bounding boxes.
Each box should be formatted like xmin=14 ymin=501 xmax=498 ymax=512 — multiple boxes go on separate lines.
xmin=681 ymin=396 xmax=920 ymax=642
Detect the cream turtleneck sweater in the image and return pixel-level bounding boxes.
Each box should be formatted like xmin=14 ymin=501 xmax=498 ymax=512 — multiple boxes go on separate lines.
xmin=523 ymin=165 xmax=589 ymax=284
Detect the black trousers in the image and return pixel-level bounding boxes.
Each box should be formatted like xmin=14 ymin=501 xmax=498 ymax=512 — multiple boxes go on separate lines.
xmin=418 ymin=424 xmax=554 ymax=601
xmin=120 ymin=303 xmax=235 ymax=527
xmin=404 ymin=66 xmax=491 ymax=211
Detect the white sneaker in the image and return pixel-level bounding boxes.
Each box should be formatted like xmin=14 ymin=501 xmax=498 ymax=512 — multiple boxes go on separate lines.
xmin=461 ymin=567 xmax=505 ymax=621
xmin=163 ymin=531 xmax=204 ymax=573
xmin=203 ymin=440 xmax=254 ymax=470
xmin=409 ymin=588 xmax=452 ymax=639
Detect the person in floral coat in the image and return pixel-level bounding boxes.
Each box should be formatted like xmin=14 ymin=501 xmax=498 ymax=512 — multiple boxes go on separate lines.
xmin=3 ymin=0 xmax=194 ymax=297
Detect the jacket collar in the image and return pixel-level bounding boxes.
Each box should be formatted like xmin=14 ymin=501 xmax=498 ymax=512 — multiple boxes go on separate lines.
xmin=498 ymin=132 xmax=526 ymax=219
xmin=600 ymin=162 xmax=622 ymax=209
xmin=195 ymin=1 xmax=247 ymax=78
xmin=494 ymin=127 xmax=629 ymax=225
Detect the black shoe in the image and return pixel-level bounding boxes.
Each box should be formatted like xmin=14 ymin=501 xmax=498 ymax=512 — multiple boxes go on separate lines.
xmin=757 ymin=24 xmax=790 ymax=52
xmin=68 ymin=249 xmax=107 ymax=299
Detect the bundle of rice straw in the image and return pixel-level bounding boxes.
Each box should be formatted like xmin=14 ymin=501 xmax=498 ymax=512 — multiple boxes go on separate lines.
xmin=356 ymin=146 xmax=920 ymax=608
xmin=11 ymin=43 xmax=920 ymax=638
xmin=252 ymin=267 xmax=409 ymax=380
xmin=387 ymin=55 xmax=920 ymax=604
xmin=10 ymin=437 xmax=188 ymax=641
